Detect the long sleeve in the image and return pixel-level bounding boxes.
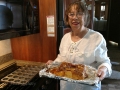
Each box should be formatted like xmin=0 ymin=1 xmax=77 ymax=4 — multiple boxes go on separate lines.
xmin=95 ymin=37 xmax=112 ymax=77
xmin=53 ymin=33 xmax=70 ymax=63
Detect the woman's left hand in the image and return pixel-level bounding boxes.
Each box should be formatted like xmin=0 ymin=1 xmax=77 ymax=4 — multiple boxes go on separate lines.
xmin=97 ymin=66 xmax=108 ymax=81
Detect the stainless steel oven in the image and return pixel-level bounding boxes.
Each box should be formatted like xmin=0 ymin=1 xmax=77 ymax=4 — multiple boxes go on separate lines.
xmin=0 ymin=0 xmax=39 ymax=40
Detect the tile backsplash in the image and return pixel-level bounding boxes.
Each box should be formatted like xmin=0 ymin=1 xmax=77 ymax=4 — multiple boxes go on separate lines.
xmin=0 ymin=39 xmax=12 ymax=65
xmin=0 ymin=53 xmax=13 ymax=65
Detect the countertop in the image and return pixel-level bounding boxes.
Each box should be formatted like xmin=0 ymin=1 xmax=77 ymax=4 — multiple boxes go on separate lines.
xmin=0 ymin=59 xmax=45 ymax=71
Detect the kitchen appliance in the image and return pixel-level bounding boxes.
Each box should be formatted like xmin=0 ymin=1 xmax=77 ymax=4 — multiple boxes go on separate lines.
xmin=0 ymin=62 xmax=59 ymax=90
xmin=0 ymin=0 xmax=39 ymax=40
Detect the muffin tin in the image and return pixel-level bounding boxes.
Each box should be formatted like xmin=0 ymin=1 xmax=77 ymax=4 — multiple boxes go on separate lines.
xmin=1 ymin=65 xmax=42 ymax=85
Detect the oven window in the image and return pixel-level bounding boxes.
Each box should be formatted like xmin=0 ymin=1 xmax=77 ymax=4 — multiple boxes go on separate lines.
xmin=0 ymin=0 xmax=39 ymax=40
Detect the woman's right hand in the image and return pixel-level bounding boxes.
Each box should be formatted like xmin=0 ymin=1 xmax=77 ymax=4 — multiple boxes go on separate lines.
xmin=46 ymin=60 xmax=53 ymax=65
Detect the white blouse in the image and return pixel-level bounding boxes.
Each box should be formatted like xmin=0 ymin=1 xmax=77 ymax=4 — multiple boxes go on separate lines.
xmin=54 ymin=29 xmax=112 ymax=90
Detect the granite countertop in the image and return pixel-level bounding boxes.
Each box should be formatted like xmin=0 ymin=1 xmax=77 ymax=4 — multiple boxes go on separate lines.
xmin=0 ymin=59 xmax=45 ymax=71
xmin=15 ymin=59 xmax=45 ymax=66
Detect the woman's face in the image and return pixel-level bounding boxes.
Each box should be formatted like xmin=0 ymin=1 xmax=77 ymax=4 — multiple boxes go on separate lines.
xmin=68 ymin=5 xmax=85 ymax=30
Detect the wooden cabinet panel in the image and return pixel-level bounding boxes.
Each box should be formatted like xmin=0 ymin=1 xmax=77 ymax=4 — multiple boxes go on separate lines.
xmin=11 ymin=34 xmax=42 ymax=62
xmin=39 ymin=0 xmax=57 ymax=62
xmin=11 ymin=0 xmax=57 ymax=63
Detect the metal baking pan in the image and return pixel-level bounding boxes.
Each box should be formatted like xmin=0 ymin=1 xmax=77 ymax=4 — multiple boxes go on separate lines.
xmin=1 ymin=65 xmax=43 ymax=85
xmin=39 ymin=62 xmax=99 ymax=85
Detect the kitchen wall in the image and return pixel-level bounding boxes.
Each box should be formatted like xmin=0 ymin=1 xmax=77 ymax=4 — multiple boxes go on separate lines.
xmin=0 ymin=39 xmax=13 ymax=65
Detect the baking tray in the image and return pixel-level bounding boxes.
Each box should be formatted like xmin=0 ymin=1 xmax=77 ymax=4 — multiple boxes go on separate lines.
xmin=1 ymin=65 xmax=43 ymax=85
xmin=39 ymin=62 xmax=99 ymax=85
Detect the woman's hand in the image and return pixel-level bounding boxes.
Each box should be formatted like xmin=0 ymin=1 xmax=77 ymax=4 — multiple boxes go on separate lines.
xmin=97 ymin=66 xmax=108 ymax=81
xmin=46 ymin=60 xmax=53 ymax=65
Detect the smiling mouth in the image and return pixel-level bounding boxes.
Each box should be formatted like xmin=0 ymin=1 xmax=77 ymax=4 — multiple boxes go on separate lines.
xmin=72 ymin=22 xmax=80 ymax=25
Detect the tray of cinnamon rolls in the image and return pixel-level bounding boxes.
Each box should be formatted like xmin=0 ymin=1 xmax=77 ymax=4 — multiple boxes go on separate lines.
xmin=39 ymin=62 xmax=99 ymax=85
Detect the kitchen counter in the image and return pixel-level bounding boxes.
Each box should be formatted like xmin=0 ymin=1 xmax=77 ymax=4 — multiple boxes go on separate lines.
xmin=0 ymin=59 xmax=45 ymax=71
xmin=15 ymin=59 xmax=45 ymax=66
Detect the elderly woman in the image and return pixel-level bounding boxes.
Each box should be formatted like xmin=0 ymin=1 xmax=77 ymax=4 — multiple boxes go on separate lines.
xmin=46 ymin=1 xmax=112 ymax=90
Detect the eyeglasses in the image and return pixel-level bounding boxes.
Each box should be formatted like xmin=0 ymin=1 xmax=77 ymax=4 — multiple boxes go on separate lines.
xmin=68 ymin=12 xmax=84 ymax=18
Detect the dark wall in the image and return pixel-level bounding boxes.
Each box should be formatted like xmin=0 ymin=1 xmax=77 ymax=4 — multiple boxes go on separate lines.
xmin=107 ymin=0 xmax=120 ymax=45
